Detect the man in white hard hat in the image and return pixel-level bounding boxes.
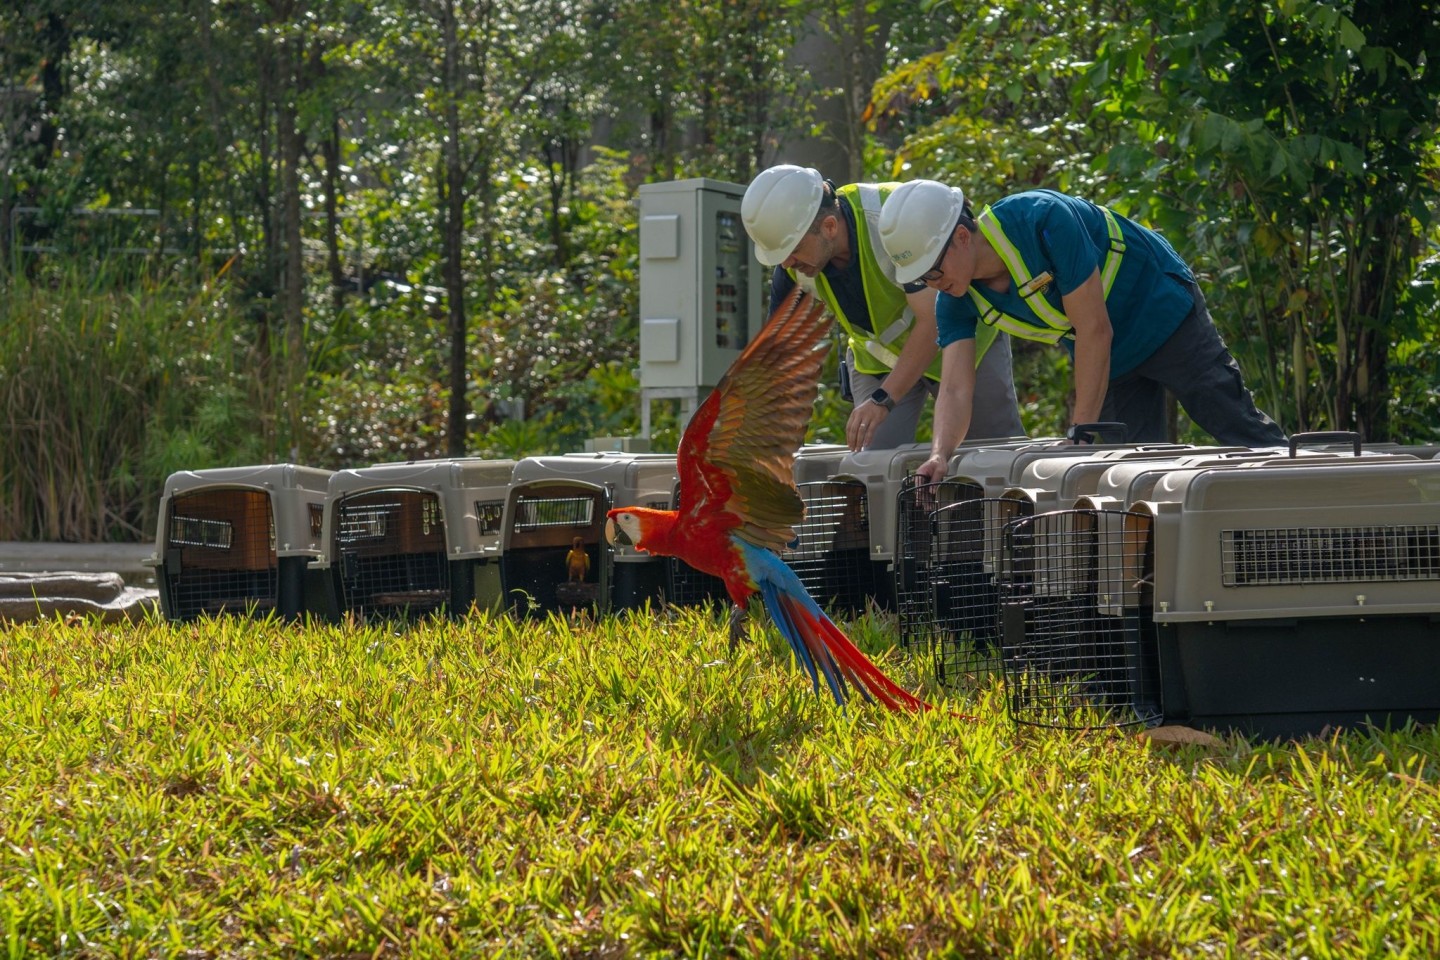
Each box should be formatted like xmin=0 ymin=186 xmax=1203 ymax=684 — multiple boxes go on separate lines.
xmin=740 ymin=165 xmax=1023 ymax=451
xmin=877 ymin=180 xmax=1287 ymax=486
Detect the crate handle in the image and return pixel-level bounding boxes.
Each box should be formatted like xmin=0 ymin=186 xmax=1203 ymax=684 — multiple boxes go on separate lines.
xmin=1068 ymin=422 xmax=1128 ymax=444
xmin=1288 ymin=430 xmax=1362 ymax=458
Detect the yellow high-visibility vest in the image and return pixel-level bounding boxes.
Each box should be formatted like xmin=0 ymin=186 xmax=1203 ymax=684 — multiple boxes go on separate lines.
xmin=966 ymin=204 xmax=1126 ymax=344
xmin=793 ymin=183 xmax=997 ymax=376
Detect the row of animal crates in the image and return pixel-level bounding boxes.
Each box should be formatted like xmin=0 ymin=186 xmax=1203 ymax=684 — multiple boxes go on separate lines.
xmin=145 ymin=433 xmax=1440 ymax=736
xmin=146 ymin=445 xmax=893 ymax=624
xmin=891 ymin=432 xmax=1440 ymax=737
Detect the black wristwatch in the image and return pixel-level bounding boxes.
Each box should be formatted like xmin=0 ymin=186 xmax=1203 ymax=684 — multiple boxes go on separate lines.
xmin=1065 ymin=424 xmax=1095 ymax=444
xmin=869 ymin=388 xmax=896 ymax=411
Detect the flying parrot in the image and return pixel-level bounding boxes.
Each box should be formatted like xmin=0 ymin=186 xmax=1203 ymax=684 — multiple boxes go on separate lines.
xmin=605 ymin=289 xmax=930 ymax=712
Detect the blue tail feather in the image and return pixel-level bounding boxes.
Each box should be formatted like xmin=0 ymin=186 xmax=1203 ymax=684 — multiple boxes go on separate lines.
xmin=758 ymin=578 xmax=823 ymax=696
xmin=752 ymin=549 xmax=853 ymax=707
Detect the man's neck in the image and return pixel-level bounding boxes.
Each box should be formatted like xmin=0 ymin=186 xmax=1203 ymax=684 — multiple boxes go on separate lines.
xmin=973 ymin=234 xmax=1010 ymax=293
xmin=827 ymin=225 xmax=852 ymax=272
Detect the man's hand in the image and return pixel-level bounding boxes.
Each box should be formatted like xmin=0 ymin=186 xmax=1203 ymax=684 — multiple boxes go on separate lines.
xmin=915 ymin=455 xmax=947 ymax=486
xmin=846 ymin=399 xmax=888 ymax=451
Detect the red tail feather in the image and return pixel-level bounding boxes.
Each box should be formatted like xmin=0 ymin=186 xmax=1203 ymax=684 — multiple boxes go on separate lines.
xmin=787 ymin=601 xmax=931 ymax=713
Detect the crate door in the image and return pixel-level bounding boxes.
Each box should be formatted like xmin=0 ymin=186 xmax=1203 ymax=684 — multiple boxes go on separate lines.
xmin=895 ymin=476 xmax=983 ymax=652
xmin=503 ymin=484 xmax=610 ymax=616
xmin=334 ymin=489 xmax=450 ymax=620
xmin=162 ymin=488 xmax=278 ymax=620
xmin=792 ymin=479 xmax=875 ymax=616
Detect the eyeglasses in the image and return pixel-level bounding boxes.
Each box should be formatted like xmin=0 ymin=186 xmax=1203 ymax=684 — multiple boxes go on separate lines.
xmin=901 ymin=232 xmax=955 ymax=293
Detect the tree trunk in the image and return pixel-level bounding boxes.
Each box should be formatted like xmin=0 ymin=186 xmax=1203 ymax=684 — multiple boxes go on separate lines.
xmin=277 ymin=23 xmax=307 ymax=462
xmin=442 ymin=0 xmax=470 ymax=457
xmin=322 ymin=118 xmax=347 ymax=310
xmin=255 ymin=37 xmax=278 ymax=458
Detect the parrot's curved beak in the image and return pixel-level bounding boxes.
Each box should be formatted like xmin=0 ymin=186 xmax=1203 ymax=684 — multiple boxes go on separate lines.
xmin=604 ymin=517 xmax=631 ymax=547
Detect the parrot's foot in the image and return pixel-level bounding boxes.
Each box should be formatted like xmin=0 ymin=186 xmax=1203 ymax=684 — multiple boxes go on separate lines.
xmin=727 ymin=604 xmax=750 ymax=655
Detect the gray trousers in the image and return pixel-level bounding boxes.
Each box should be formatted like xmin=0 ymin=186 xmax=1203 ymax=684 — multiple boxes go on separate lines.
xmin=847 ymin=331 xmax=1025 ymax=448
xmin=1100 ymin=283 xmax=1287 ymax=446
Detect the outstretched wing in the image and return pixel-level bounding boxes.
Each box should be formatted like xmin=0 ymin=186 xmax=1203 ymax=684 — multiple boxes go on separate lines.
xmin=677 ymin=288 xmax=832 ymax=552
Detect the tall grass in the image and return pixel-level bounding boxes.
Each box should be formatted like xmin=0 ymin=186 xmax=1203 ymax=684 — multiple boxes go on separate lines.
xmin=2 ymin=608 xmax=1437 ymax=957
xmin=0 ymin=257 xmax=266 ymax=542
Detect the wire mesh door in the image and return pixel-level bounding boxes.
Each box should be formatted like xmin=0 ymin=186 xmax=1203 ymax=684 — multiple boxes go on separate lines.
xmin=163 ymin=488 xmax=278 ymax=620
xmin=998 ymin=509 xmax=1161 ymax=729
xmin=792 ymin=480 xmax=875 ymax=616
xmin=335 ymin=489 xmax=451 ymax=620
xmin=928 ymin=497 xmax=1033 ymax=688
xmin=895 ymin=475 xmax=983 ymax=652
xmin=502 ymin=485 xmax=610 ymax=616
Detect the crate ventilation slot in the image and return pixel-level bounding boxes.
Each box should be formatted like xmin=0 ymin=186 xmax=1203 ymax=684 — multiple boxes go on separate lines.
xmin=514 ymin=495 xmax=595 ymax=531
xmin=1221 ymin=524 xmax=1440 ymax=586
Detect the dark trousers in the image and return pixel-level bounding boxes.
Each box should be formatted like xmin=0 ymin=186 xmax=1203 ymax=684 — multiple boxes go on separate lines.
xmin=1100 ymin=283 xmax=1287 ymax=447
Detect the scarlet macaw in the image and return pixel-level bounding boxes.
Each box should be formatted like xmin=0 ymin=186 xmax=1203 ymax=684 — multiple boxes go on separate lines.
xmin=605 ymin=289 xmax=929 ymax=711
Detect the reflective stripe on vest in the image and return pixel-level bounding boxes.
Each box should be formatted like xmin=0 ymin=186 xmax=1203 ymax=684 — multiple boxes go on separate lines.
xmin=967 ymin=204 xmax=1126 ymax=345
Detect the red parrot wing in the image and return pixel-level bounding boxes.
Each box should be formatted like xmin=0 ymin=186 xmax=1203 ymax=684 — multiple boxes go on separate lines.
xmin=676 ymin=288 xmax=832 ymax=552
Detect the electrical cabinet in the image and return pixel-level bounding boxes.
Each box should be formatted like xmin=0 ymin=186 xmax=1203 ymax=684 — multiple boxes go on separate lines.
xmin=637 ymin=178 xmax=765 ymax=431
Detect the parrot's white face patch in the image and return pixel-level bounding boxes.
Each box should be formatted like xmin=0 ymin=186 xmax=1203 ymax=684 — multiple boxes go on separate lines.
xmin=605 ymin=512 xmax=641 ymax=548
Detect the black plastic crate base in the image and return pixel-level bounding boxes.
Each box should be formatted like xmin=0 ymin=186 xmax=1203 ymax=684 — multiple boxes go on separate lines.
xmin=1157 ymin=615 xmax=1440 ymax=738
xmin=612 ymin=562 xmax=668 ymax=612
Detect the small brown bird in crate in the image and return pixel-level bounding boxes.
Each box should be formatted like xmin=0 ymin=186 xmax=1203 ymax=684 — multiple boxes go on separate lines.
xmin=565 ymin=537 xmax=590 ymax=583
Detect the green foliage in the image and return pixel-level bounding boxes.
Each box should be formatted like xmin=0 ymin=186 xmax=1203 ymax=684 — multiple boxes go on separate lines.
xmin=869 ymin=0 xmax=1126 ymax=200
xmin=1091 ymin=0 xmax=1440 ymax=438
xmin=0 ymin=258 xmax=266 ymax=540
xmin=3 ymin=612 xmax=1440 ymax=955
xmin=870 ymin=0 xmax=1440 ymax=443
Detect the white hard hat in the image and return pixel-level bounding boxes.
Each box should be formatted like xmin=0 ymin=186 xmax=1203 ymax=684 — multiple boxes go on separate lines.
xmin=878 ymin=179 xmax=967 ymax=284
xmin=741 ymin=165 xmax=825 ymax=266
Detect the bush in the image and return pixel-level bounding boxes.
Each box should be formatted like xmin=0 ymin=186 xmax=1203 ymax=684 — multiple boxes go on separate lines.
xmin=0 ymin=257 xmax=266 ymax=541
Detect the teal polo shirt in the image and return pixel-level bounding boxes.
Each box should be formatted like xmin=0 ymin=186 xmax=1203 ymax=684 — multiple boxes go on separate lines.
xmin=935 ymin=189 xmax=1196 ymax=376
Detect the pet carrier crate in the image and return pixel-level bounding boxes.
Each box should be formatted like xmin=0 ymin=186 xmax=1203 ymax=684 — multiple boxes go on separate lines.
xmin=996 ymin=507 xmax=1163 ymax=729
xmin=895 ymin=473 xmax=984 ymax=653
xmin=893 ymin=438 xmax=1051 ymax=655
xmin=312 ymin=458 xmax=516 ymax=621
xmin=823 ymin=443 xmax=934 ymax=611
xmin=150 ymin=464 xmax=332 ymax=621
xmin=1002 ymin=444 xmax=1239 ymax=514
xmin=503 ymin=452 xmax=678 ymax=616
xmin=772 ymin=443 xmax=881 ymax=616
xmin=1136 ymin=455 xmax=1440 ymax=737
xmin=790 ymin=477 xmax=879 ymax=616
xmin=925 ymin=491 xmax=1038 ymax=688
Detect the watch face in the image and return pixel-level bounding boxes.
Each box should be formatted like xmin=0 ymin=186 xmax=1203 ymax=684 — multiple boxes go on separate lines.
xmin=872 ymin=389 xmax=893 ymax=409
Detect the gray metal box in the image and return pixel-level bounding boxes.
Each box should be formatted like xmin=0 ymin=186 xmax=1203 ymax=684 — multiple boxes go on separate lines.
xmin=637 ymin=178 xmax=765 ymax=393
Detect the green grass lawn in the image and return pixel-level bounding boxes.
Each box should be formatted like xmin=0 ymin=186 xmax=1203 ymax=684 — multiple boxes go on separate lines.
xmin=2 ymin=608 xmax=1437 ymax=958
